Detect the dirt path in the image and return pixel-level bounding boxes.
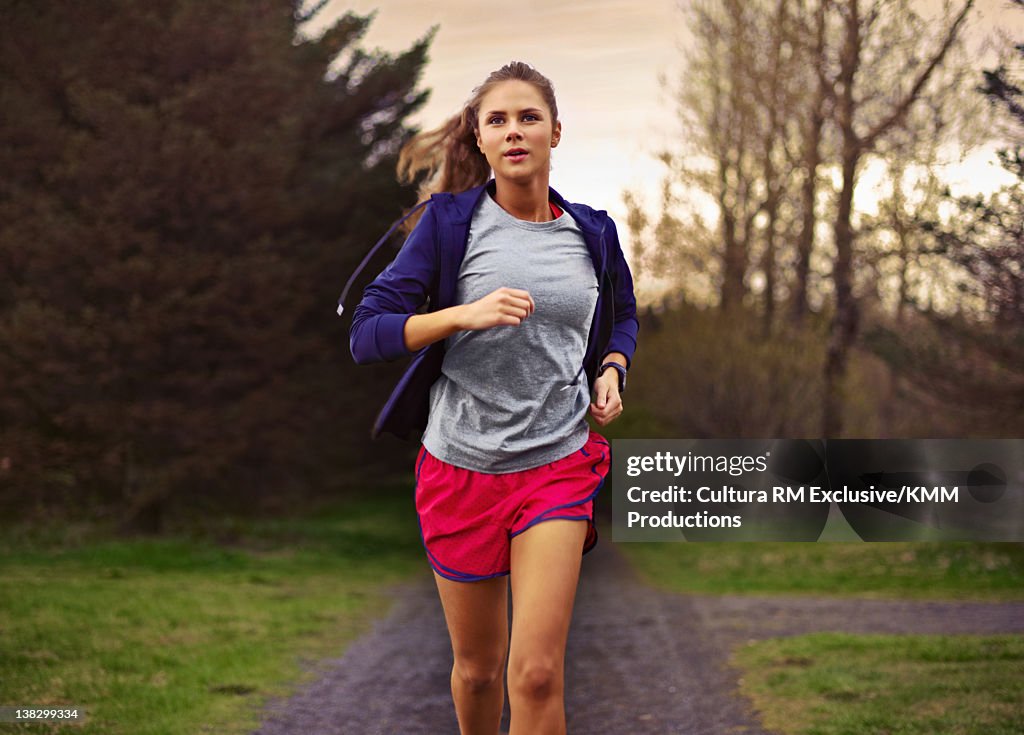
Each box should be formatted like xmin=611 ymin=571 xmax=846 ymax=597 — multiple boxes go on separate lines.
xmin=251 ymin=539 xmax=1024 ymax=735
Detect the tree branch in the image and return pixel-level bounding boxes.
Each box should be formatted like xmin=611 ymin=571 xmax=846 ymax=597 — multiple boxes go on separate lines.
xmin=861 ymin=0 xmax=974 ymax=152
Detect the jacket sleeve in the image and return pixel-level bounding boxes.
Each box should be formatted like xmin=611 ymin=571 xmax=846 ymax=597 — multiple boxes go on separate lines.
xmin=349 ymin=202 xmax=440 ymax=365
xmin=603 ymin=217 xmax=639 ymax=369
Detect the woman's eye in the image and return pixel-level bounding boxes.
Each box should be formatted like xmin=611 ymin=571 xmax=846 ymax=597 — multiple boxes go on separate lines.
xmin=523 ymin=114 xmax=538 ymax=121
xmin=489 ymin=116 xmax=503 ymax=124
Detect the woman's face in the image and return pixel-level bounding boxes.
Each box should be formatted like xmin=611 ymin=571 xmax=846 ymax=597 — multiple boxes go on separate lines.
xmin=475 ymin=80 xmax=561 ymax=185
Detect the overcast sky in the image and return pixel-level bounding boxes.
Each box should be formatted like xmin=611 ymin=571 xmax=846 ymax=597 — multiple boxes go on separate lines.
xmin=306 ymin=0 xmax=1024 ymax=289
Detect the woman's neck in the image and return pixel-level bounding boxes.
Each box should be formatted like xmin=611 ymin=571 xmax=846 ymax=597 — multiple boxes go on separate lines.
xmin=492 ymin=175 xmax=552 ymax=222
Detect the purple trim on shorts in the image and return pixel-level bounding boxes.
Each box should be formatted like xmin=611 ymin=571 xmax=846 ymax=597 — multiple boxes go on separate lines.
xmin=508 ymin=479 xmax=604 ymax=539
xmin=580 ymin=430 xmax=609 ymax=457
xmin=509 ymin=445 xmax=607 ymax=539
xmin=419 ymin=516 xmax=511 ymax=582
xmin=511 ymin=514 xmax=590 ymax=536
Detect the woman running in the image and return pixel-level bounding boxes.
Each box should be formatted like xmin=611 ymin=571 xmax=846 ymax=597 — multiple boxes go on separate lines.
xmin=349 ymin=60 xmax=638 ymax=735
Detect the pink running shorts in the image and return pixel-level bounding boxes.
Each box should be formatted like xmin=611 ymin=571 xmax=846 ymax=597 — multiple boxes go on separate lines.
xmin=414 ymin=429 xmax=611 ymax=582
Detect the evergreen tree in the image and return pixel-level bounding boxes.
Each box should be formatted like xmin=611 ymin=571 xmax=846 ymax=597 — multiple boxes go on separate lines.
xmin=0 ymin=1 xmax=432 ymax=528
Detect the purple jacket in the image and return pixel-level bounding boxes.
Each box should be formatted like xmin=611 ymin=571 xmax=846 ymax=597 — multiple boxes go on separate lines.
xmin=349 ymin=179 xmax=639 ymax=440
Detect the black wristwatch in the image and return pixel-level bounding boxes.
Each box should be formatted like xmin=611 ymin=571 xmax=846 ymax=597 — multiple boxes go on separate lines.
xmin=598 ymin=362 xmax=627 ymax=393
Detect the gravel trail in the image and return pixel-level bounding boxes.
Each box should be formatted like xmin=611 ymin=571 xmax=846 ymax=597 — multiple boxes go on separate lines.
xmin=252 ymin=539 xmax=1024 ymax=735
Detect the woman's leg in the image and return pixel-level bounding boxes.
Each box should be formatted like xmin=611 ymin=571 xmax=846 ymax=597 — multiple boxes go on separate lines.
xmin=433 ymin=571 xmax=510 ymax=735
xmin=506 ymin=519 xmax=588 ymax=735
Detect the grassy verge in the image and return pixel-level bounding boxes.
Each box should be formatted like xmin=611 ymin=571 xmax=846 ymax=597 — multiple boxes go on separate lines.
xmin=612 ymin=537 xmax=1024 ymax=600
xmin=0 ymin=487 xmax=425 ymax=735
xmin=610 ymin=533 xmax=1024 ymax=733
xmin=732 ymin=633 xmax=1024 ymax=735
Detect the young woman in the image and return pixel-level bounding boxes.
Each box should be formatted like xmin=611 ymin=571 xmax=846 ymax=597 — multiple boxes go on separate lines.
xmin=349 ymin=61 xmax=638 ymax=735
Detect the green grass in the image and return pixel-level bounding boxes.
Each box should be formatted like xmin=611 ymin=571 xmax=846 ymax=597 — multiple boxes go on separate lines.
xmin=613 ymin=538 xmax=1024 ymax=600
xmin=612 ymin=531 xmax=1024 ymax=732
xmin=4 ymin=484 xmax=1020 ymax=734
xmin=0 ymin=488 xmax=425 ymax=735
xmin=732 ymin=633 xmax=1024 ymax=735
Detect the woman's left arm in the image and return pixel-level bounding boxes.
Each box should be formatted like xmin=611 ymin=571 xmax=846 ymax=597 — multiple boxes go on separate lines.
xmin=604 ymin=217 xmax=639 ymax=367
xmin=590 ymin=218 xmax=639 ymax=426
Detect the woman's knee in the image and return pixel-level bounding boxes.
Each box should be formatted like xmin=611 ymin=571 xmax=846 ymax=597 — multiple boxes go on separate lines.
xmin=453 ymin=653 xmax=506 ymax=693
xmin=508 ymin=657 xmax=561 ymax=701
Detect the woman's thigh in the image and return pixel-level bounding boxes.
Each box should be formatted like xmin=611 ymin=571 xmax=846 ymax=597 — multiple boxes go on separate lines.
xmin=507 ymin=519 xmax=587 ymax=670
xmin=433 ymin=571 xmax=510 ymax=673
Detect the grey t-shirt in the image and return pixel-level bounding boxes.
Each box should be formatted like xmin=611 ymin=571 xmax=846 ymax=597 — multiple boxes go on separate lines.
xmin=420 ymin=191 xmax=599 ymax=473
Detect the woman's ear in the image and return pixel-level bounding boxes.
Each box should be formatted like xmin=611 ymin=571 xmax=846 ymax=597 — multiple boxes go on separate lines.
xmin=551 ymin=120 xmax=562 ymax=148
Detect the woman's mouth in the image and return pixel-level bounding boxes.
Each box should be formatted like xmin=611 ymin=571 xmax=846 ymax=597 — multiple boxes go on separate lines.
xmin=505 ymin=149 xmax=528 ymax=163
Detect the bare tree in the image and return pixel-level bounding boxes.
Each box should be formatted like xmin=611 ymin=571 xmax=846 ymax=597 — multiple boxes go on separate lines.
xmin=790 ymin=0 xmax=835 ymax=325
xmin=823 ymin=0 xmax=974 ymax=437
xmin=631 ymin=0 xmax=779 ymax=311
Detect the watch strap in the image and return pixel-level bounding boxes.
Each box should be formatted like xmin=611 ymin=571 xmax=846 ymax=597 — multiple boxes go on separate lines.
xmin=599 ymin=362 xmax=627 ymax=393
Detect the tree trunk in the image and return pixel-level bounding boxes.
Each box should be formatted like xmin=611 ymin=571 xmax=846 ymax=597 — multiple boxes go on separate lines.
xmin=792 ymin=0 xmax=829 ymax=326
xmin=823 ymin=0 xmax=862 ymax=438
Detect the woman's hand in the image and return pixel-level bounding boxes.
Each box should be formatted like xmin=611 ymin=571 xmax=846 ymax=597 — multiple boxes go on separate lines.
xmin=590 ymin=369 xmax=623 ymax=426
xmin=458 ymin=287 xmax=535 ymax=330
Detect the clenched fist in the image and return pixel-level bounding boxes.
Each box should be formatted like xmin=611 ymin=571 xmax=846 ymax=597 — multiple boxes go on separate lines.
xmin=590 ymin=369 xmax=623 ymax=426
xmin=458 ymin=287 xmax=536 ymax=330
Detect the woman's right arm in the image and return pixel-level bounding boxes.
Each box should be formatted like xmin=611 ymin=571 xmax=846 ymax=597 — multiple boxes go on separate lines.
xmin=350 ymin=202 xmax=535 ymax=362
xmin=402 ymin=308 xmax=464 ymax=353
xmin=403 ymin=287 xmax=536 ymax=352
xmin=349 ymin=203 xmax=441 ymax=365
